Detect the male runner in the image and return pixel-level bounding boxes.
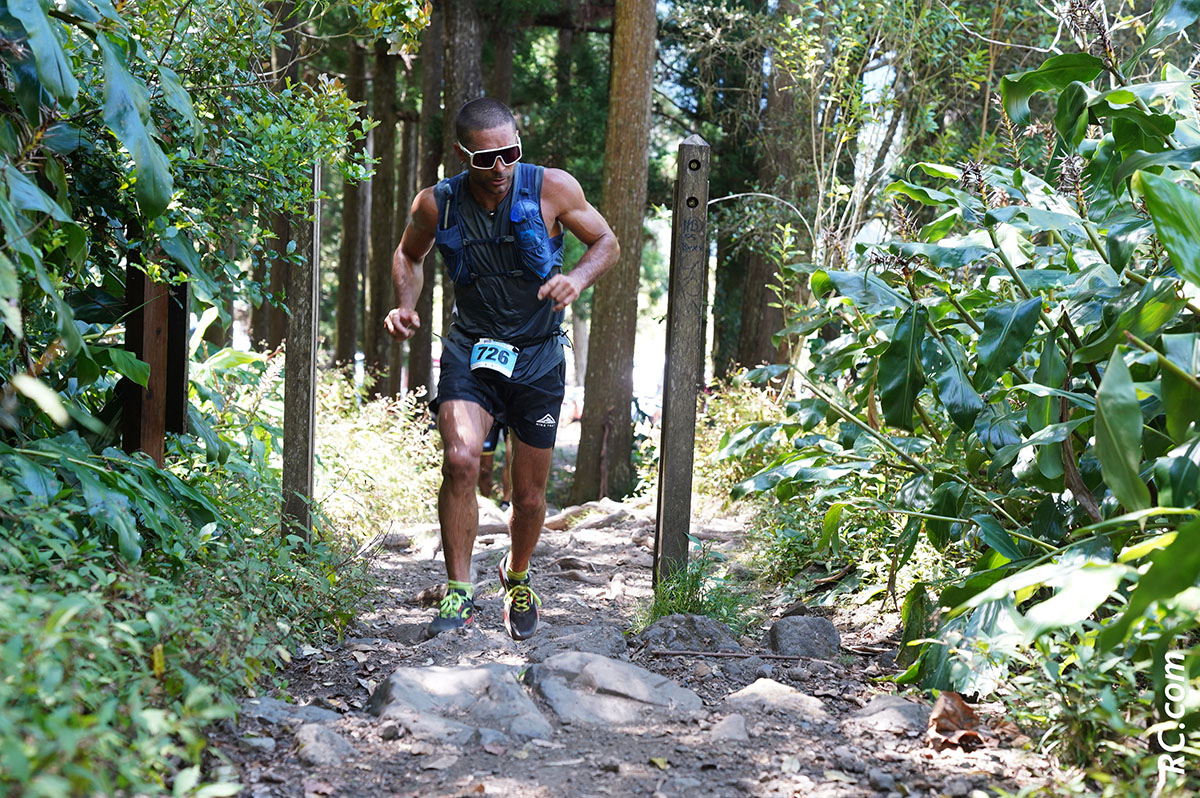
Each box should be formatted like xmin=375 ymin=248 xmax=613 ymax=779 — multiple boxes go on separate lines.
xmin=384 ymin=98 xmax=618 ymax=640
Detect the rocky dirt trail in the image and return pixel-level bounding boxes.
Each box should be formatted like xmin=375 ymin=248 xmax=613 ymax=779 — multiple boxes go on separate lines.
xmin=208 ymin=495 xmax=1055 ymax=798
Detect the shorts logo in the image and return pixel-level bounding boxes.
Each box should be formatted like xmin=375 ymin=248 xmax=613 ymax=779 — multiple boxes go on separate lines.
xmin=534 ymin=413 xmax=556 ymax=427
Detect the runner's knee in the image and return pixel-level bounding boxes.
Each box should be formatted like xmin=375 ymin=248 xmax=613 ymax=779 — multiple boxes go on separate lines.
xmin=511 ymin=486 xmax=545 ymax=517
xmin=443 ymin=444 xmax=481 ymax=485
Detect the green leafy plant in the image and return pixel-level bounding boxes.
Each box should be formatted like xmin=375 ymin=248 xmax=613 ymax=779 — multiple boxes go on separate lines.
xmin=720 ymin=0 xmax=1200 ymax=787
xmin=632 ymin=542 xmax=762 ymax=637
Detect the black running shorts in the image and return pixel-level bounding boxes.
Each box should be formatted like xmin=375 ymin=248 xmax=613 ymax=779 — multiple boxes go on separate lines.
xmin=438 ymin=356 xmax=565 ymax=450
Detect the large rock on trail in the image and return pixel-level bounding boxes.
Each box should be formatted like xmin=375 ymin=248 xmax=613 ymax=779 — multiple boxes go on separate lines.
xmin=525 ymin=651 xmax=703 ymax=726
xmin=523 ymin=622 xmax=629 ymax=663
xmin=635 ymin=613 xmax=742 ymax=653
xmin=368 ymin=663 xmax=552 ymax=744
xmin=765 ymin=615 xmax=841 ymax=660
xmin=841 ymin=694 xmax=930 ymax=734
xmin=724 ymin=678 xmax=828 ymax=720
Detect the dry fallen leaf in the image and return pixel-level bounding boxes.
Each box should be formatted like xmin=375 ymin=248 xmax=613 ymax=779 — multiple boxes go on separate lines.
xmin=926 ymin=691 xmax=986 ymax=752
xmin=413 ymin=584 xmax=446 ymax=607
xmin=824 ymin=770 xmax=857 ymax=784
xmin=422 ymin=755 xmax=458 ymax=771
xmin=302 ymin=779 xmax=334 ymax=797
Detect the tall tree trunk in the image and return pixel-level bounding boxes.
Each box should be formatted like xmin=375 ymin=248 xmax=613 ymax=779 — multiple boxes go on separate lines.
xmin=571 ymin=0 xmax=655 ymax=503
xmin=389 ymin=118 xmax=419 ymax=396
xmin=441 ymin=0 xmax=483 ymax=335
xmin=547 ymin=2 xmax=577 ymax=168
xmin=336 ymin=42 xmax=368 ymax=367
xmin=250 ymin=212 xmax=271 ymax=348
xmin=711 ymin=231 xmax=746 ymax=377
xmin=735 ymin=9 xmax=795 ymax=370
xmin=266 ymin=213 xmax=289 ymax=350
xmin=486 ymin=17 xmax=514 ymax=104
xmin=266 ymin=1 xmax=300 ymax=351
xmin=408 ymin=8 xmax=443 ymax=398
xmin=366 ymin=40 xmax=399 ymax=396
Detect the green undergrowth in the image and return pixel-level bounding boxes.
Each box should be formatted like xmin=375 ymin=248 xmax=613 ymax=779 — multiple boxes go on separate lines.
xmin=0 ymin=347 xmax=445 ymax=796
xmin=630 ymin=542 xmax=764 ymax=638
xmin=316 ymin=373 xmax=441 ymax=538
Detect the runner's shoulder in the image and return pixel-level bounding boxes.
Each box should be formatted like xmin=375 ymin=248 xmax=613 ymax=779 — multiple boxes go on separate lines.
xmin=410 ymin=186 xmax=439 ymax=230
xmin=540 ymin=168 xmax=584 ymax=199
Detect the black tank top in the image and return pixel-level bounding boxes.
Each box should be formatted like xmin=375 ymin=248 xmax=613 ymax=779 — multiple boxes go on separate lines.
xmin=443 ymin=168 xmax=565 ymax=383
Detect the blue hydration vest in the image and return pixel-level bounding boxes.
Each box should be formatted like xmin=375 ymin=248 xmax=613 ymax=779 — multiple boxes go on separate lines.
xmin=433 ymin=162 xmax=564 ymax=286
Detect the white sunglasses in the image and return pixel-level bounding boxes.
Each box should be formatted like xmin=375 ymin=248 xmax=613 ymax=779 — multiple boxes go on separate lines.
xmin=458 ymin=134 xmax=523 ymax=169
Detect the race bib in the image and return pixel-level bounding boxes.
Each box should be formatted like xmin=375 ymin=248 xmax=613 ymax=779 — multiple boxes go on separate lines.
xmin=469 ymin=339 xmax=519 ymax=378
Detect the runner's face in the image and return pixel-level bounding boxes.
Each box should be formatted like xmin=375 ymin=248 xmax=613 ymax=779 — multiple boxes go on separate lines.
xmin=460 ymin=124 xmax=519 ymax=197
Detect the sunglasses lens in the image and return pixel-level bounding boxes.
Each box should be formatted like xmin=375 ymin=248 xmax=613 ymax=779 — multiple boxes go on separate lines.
xmin=471 ymin=144 xmax=522 ymax=169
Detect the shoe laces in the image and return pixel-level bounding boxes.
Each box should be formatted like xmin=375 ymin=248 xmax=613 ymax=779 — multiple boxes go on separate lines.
xmin=506 ymin=583 xmax=541 ymax=614
xmin=437 ymin=589 xmax=471 ymax=618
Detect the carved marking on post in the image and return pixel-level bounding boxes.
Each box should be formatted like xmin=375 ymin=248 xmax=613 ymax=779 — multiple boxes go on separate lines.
xmin=282 ymin=162 xmax=321 ymax=541
xmin=654 ymin=135 xmax=711 ymax=586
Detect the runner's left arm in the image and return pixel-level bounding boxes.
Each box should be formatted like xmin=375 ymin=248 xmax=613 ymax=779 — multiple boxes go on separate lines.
xmin=537 ymin=169 xmax=620 ymax=312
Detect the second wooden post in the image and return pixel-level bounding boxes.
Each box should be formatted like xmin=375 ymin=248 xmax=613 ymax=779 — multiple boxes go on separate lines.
xmin=654 ymin=135 xmax=711 ymax=585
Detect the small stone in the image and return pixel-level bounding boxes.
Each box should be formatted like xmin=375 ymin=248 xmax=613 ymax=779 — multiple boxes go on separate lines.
xmin=755 ymin=662 xmax=775 ymax=679
xmin=833 ymin=744 xmax=865 ymax=773
xmin=240 ymin=736 xmax=276 ymax=753
xmin=709 ymin=714 xmax=750 ymax=742
xmin=295 ymin=724 xmax=356 ymax=767
xmin=241 ymin=697 xmax=340 ymax=725
xmin=944 ymin=777 xmax=972 ymax=797
xmin=381 ymin=533 xmax=412 ymax=550
xmin=786 ymin=665 xmax=809 ymax=681
xmin=380 ymin=724 xmax=401 ymax=741
xmin=868 ymin=768 xmax=896 ymax=791
xmin=766 ymin=616 xmax=841 ymax=660
xmin=693 ymin=662 xmax=713 ymax=679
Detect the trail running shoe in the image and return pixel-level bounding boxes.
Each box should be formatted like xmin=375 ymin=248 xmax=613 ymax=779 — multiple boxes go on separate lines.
xmin=498 ymin=553 xmax=542 ymax=641
xmin=428 ymin=587 xmax=474 ymax=636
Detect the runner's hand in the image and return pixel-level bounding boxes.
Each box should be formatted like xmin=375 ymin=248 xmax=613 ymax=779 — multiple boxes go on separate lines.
xmin=384 ymin=308 xmax=420 ymax=340
xmin=537 ymin=274 xmax=582 ymax=311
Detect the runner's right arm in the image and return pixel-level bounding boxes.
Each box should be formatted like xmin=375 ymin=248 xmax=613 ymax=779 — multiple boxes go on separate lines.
xmin=385 ymin=188 xmax=438 ymax=341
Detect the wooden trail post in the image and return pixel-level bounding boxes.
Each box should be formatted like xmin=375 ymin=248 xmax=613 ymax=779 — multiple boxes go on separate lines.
xmin=282 ymin=162 xmax=321 ymax=541
xmin=123 ymin=260 xmax=170 ymax=465
xmin=654 ymin=135 xmax=711 ymax=586
xmin=123 ymin=221 xmax=190 ymax=465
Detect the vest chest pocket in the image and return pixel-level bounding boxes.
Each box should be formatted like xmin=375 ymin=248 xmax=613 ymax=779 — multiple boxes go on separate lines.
xmin=469 ymin=339 xmax=519 ymax=379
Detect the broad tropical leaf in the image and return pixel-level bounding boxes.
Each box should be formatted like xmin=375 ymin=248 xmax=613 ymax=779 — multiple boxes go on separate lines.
xmin=921 ymin=338 xmax=983 ymax=431
xmin=878 ymin=305 xmax=927 ymax=430
xmin=8 ymin=0 xmax=79 ymax=101
xmin=1095 ymin=350 xmax=1152 ymax=511
xmin=1135 ymin=170 xmax=1200 ymax=288
xmin=1098 ymin=520 xmax=1200 ymax=651
xmin=1162 ymin=334 xmax=1200 ymax=443
xmin=97 ymin=34 xmax=173 ymax=217
xmin=976 ymin=298 xmax=1042 ymax=383
xmin=1000 ymin=53 xmax=1104 ymax=125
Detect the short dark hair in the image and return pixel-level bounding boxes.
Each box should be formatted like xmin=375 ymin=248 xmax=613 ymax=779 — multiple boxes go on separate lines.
xmin=455 ymin=98 xmax=516 ymax=144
